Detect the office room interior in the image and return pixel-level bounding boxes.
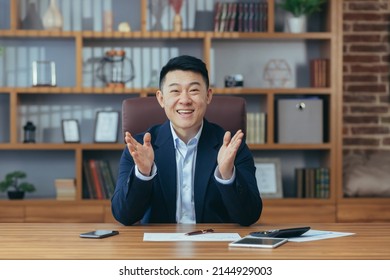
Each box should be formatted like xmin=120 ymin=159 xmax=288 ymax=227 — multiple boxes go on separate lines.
xmin=0 ymin=0 xmax=390 ymax=262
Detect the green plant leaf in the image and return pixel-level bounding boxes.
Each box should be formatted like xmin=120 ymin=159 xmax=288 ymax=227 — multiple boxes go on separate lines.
xmin=0 ymin=171 xmax=35 ymax=193
xmin=279 ymin=0 xmax=326 ymax=17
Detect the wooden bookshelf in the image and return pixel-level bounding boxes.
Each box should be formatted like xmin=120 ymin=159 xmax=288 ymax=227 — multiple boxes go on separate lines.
xmin=0 ymin=0 xmax=343 ymax=223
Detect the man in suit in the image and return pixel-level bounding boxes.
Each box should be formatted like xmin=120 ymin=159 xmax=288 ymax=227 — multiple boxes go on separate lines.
xmin=112 ymin=55 xmax=262 ymax=226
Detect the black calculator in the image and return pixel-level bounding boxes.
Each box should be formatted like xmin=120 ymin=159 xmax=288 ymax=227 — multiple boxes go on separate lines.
xmin=249 ymin=227 xmax=310 ymax=238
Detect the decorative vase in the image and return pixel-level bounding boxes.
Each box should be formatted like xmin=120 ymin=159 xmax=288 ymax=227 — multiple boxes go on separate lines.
xmin=285 ymin=13 xmax=307 ymax=33
xmin=21 ymin=2 xmax=44 ymax=30
xmin=42 ymin=0 xmax=63 ymax=31
xmin=169 ymin=0 xmax=183 ymax=31
xmin=149 ymin=0 xmax=168 ymax=31
xmin=7 ymin=191 xmax=25 ymax=200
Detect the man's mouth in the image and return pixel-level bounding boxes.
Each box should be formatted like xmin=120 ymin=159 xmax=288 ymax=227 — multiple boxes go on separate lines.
xmin=177 ymin=109 xmax=194 ymax=115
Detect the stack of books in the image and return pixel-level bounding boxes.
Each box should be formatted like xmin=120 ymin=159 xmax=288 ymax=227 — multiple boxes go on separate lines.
xmin=55 ymin=178 xmax=76 ymax=200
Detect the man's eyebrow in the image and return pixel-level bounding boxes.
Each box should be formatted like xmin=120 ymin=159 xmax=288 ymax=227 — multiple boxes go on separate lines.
xmin=167 ymin=81 xmax=201 ymax=87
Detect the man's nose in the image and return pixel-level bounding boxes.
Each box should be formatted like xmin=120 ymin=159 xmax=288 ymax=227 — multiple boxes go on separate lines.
xmin=179 ymin=91 xmax=192 ymax=103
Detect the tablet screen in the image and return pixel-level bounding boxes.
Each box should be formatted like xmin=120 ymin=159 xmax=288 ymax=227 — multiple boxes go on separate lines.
xmin=229 ymin=237 xmax=287 ymax=248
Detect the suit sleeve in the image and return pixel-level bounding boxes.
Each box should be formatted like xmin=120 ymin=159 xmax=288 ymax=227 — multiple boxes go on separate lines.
xmin=111 ymin=147 xmax=154 ymax=225
xmin=215 ymin=142 xmax=263 ymax=226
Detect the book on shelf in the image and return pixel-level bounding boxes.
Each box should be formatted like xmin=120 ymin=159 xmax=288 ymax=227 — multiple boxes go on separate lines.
xmin=83 ymin=159 xmax=116 ymax=200
xmin=294 ymin=167 xmax=329 ymax=198
xmin=54 ymin=178 xmax=76 ymax=201
xmin=246 ymin=112 xmax=266 ymax=144
xmin=214 ymin=1 xmax=268 ymax=33
xmin=310 ymin=58 xmax=329 ymax=87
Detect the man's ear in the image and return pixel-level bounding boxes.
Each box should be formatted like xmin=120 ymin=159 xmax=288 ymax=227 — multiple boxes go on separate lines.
xmin=156 ymin=90 xmax=164 ymax=108
xmin=206 ymin=88 xmax=213 ymax=104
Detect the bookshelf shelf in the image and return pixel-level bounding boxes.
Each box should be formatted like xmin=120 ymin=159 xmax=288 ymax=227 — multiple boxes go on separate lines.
xmin=0 ymin=0 xmax=342 ymax=223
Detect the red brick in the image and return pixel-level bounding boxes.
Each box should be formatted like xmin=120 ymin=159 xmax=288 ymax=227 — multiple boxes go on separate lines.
xmin=350 ymin=65 xmax=389 ymax=73
xmin=348 ymin=2 xmax=381 ymax=11
xmin=343 ymin=75 xmax=378 ymax=82
xmin=343 ymin=55 xmax=380 ymax=63
xmin=349 ymin=44 xmax=388 ymax=52
xmin=351 ymin=126 xmax=390 ymax=135
xmin=343 ymin=138 xmax=380 ymax=146
xmin=353 ymin=23 xmax=389 ymax=31
xmin=350 ymin=106 xmax=388 ymax=114
xmin=381 ymin=116 xmax=390 ymax=124
xmin=343 ymin=116 xmax=379 ymax=124
xmin=343 ymin=95 xmax=376 ymax=103
xmin=344 ymin=34 xmax=381 ymax=42
xmin=346 ymin=84 xmax=387 ymax=92
xmin=343 ymin=13 xmax=383 ymax=22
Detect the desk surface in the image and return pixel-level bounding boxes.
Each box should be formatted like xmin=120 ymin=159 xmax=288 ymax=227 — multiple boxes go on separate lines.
xmin=1 ymin=223 xmax=389 ymax=260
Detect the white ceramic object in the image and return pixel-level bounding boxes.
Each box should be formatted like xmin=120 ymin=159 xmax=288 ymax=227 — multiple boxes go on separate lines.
xmin=42 ymin=0 xmax=63 ymax=31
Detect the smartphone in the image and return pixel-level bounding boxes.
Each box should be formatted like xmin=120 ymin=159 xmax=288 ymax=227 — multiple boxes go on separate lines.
xmin=229 ymin=237 xmax=288 ymax=249
xmin=80 ymin=230 xmax=119 ymax=239
xmin=249 ymin=227 xmax=310 ymax=238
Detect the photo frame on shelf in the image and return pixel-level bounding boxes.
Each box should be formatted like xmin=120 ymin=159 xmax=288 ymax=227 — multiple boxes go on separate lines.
xmin=93 ymin=111 xmax=119 ymax=143
xmin=254 ymin=158 xmax=283 ymax=198
xmin=62 ymin=119 xmax=80 ymax=143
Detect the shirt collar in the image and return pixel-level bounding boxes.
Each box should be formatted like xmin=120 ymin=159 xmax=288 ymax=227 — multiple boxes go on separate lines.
xmin=170 ymin=121 xmax=203 ymax=148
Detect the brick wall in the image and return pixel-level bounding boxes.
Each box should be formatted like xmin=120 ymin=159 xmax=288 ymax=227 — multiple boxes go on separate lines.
xmin=343 ymin=0 xmax=390 ymax=154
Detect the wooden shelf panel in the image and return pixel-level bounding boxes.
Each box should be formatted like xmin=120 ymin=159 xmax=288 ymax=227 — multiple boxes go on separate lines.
xmin=0 ymin=143 xmax=124 ymax=150
xmin=1 ymin=87 xmax=333 ymax=94
xmin=0 ymin=30 xmax=333 ymax=40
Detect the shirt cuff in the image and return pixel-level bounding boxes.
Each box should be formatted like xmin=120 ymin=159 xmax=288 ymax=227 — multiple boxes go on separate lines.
xmin=214 ymin=166 xmax=236 ymax=185
xmin=135 ymin=163 xmax=157 ymax=181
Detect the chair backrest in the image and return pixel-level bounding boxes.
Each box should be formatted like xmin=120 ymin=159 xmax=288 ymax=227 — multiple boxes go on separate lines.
xmin=122 ymin=96 xmax=246 ymax=138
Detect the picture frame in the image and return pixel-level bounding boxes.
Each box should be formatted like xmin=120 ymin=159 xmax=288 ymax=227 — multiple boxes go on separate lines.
xmin=93 ymin=111 xmax=119 ymax=143
xmin=254 ymin=158 xmax=283 ymax=198
xmin=32 ymin=60 xmax=56 ymax=87
xmin=62 ymin=119 xmax=80 ymax=143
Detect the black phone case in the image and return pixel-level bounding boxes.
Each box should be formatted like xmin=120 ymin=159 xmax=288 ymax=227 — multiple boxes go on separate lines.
xmin=80 ymin=230 xmax=119 ymax=239
xmin=249 ymin=227 xmax=310 ymax=238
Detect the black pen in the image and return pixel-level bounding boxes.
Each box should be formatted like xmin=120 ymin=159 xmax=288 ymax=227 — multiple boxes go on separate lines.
xmin=185 ymin=229 xmax=214 ymax=236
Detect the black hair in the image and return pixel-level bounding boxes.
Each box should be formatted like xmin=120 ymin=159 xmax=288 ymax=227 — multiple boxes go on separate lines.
xmin=159 ymin=55 xmax=209 ymax=89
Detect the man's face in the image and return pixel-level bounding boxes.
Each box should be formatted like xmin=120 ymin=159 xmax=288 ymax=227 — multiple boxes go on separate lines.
xmin=156 ymin=70 xmax=212 ymax=140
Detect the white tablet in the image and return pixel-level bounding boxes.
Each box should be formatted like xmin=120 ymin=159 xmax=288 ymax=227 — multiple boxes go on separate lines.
xmin=229 ymin=236 xmax=288 ymax=249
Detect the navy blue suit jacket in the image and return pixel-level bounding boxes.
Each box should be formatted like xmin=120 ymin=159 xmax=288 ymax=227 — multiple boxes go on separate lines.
xmin=111 ymin=119 xmax=262 ymax=226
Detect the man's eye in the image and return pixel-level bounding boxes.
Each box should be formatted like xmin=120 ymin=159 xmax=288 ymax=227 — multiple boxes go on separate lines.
xmin=189 ymin=88 xmax=200 ymax=94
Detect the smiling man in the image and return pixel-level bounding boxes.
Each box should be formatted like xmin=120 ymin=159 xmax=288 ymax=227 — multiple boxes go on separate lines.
xmin=111 ymin=55 xmax=262 ymax=226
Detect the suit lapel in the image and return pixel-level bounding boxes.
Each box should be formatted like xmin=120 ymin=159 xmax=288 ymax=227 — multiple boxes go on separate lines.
xmin=194 ymin=120 xmax=220 ymax=222
xmin=154 ymin=122 xmax=177 ymax=221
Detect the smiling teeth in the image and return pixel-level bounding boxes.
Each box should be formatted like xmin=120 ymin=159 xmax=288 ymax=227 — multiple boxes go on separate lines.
xmin=177 ymin=110 xmax=193 ymax=113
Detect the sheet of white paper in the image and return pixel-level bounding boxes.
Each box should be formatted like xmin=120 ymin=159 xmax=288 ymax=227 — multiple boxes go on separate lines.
xmin=143 ymin=232 xmax=241 ymax=242
xmin=288 ymin=229 xmax=355 ymax=242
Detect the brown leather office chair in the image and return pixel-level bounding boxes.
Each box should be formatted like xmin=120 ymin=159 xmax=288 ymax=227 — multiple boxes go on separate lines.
xmin=121 ymin=96 xmax=246 ymax=139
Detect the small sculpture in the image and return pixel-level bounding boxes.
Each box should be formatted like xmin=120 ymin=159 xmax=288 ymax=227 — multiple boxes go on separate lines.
xmin=263 ymin=59 xmax=292 ymax=87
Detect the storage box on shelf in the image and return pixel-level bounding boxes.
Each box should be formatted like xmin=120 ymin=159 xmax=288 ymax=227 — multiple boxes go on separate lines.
xmin=0 ymin=0 xmax=343 ymax=223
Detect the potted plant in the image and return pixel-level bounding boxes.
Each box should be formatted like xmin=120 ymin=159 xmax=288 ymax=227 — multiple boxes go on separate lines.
xmin=0 ymin=171 xmax=36 ymax=199
xmin=279 ymin=0 xmax=326 ymax=33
